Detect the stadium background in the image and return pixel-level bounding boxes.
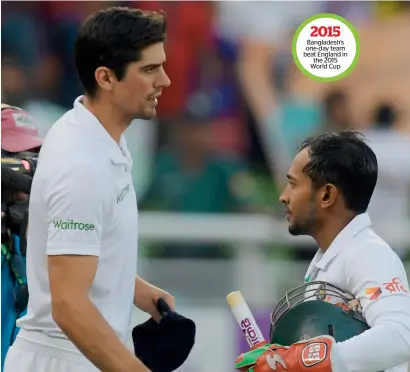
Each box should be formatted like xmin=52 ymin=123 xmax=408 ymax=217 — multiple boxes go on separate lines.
xmin=2 ymin=1 xmax=410 ymax=371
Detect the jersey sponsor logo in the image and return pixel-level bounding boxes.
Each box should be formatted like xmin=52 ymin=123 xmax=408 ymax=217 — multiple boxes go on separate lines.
xmin=117 ymin=184 xmax=130 ymax=204
xmin=301 ymin=342 xmax=327 ymax=367
xmin=266 ymin=353 xmax=287 ymax=370
xmin=51 ymin=219 xmax=95 ymax=231
xmin=365 ymin=287 xmax=382 ymax=300
xmin=383 ymin=277 xmax=408 ymax=294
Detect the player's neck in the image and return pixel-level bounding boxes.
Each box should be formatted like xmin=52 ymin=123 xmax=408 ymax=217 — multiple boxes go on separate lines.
xmin=314 ymin=214 xmax=355 ymax=252
xmin=82 ymin=96 xmax=130 ymax=144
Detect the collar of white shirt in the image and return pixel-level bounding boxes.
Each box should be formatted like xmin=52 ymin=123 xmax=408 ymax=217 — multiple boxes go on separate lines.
xmin=305 ymin=213 xmax=372 ymax=282
xmin=73 ymin=96 xmax=132 ymax=167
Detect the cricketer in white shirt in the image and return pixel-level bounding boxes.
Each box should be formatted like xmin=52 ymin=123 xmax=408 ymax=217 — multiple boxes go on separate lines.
xmin=10 ymin=97 xmax=138 ymax=370
xmin=305 ymin=212 xmax=410 ymax=372
xmin=243 ymin=131 xmax=410 ymax=372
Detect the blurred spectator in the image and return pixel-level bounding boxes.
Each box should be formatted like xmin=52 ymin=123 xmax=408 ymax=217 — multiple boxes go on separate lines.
xmin=318 ymin=95 xmax=410 ymax=256
xmin=373 ymin=103 xmax=397 ymax=129
xmin=1 ymin=56 xmax=29 ymax=107
xmin=130 ymin=0 xmax=217 ymax=152
xmin=42 ymin=1 xmax=120 ymax=107
xmin=1 ymin=2 xmax=47 ymax=79
xmin=141 ymin=97 xmax=256 ymax=214
xmin=1 ymin=104 xmax=43 ymax=153
xmin=215 ymin=1 xmax=325 ymax=185
xmin=363 ymin=103 xmax=410 ymax=257
xmin=1 ymin=103 xmax=43 ymax=208
xmin=140 ymin=97 xmax=257 ymax=258
xmin=1 ymin=54 xmax=66 ymax=139
xmin=322 ymin=90 xmax=354 ymax=131
xmin=324 ymin=1 xmax=374 ymax=23
xmin=374 ymin=1 xmax=410 ymax=19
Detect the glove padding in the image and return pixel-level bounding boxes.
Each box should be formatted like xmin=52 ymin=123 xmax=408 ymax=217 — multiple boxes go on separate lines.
xmin=235 ymin=335 xmax=335 ymax=372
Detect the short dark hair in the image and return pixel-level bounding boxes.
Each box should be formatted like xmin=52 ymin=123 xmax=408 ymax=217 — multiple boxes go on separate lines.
xmin=298 ymin=131 xmax=378 ymax=213
xmin=74 ymin=6 xmax=167 ymax=96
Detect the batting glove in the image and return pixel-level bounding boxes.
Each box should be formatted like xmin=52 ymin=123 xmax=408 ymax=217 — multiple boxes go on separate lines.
xmin=235 ymin=335 xmax=335 ymax=372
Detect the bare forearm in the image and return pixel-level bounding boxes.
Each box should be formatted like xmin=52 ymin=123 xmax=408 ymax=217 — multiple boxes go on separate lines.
xmin=54 ymin=298 xmax=149 ymax=372
xmin=238 ymin=42 xmax=293 ymax=183
xmin=133 ymin=276 xmax=174 ymax=323
xmin=134 ymin=276 xmax=154 ymax=308
xmin=238 ymin=56 xmax=287 ymax=181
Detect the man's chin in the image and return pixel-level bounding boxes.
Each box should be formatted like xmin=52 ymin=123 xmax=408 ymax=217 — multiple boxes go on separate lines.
xmin=136 ymin=108 xmax=156 ymax=121
xmin=288 ymin=224 xmax=305 ymax=236
xmin=288 ymin=227 xmax=299 ymax=236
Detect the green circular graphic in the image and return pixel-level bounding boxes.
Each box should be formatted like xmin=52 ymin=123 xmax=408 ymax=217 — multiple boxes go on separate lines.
xmin=292 ymin=13 xmax=360 ymax=82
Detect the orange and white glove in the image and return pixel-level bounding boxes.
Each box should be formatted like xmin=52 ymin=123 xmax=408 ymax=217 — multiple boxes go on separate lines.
xmin=234 ymin=336 xmax=335 ymax=372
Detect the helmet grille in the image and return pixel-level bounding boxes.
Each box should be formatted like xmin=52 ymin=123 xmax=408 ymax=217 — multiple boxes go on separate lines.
xmin=270 ymin=281 xmax=364 ymax=328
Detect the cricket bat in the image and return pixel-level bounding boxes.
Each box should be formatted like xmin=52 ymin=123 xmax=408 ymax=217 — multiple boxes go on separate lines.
xmin=226 ymin=291 xmax=266 ymax=347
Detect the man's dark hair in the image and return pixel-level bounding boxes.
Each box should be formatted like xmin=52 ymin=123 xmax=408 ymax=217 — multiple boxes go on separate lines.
xmin=298 ymin=131 xmax=378 ymax=213
xmin=74 ymin=6 xmax=167 ymax=96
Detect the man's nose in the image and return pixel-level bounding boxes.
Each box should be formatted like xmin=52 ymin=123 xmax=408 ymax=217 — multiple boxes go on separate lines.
xmin=157 ymin=69 xmax=171 ymax=88
xmin=279 ymin=189 xmax=289 ymax=205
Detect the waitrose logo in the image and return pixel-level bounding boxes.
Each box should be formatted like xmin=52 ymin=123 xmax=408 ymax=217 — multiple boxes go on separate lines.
xmin=51 ymin=219 xmax=95 ymax=231
xmin=117 ymin=184 xmax=131 ymax=204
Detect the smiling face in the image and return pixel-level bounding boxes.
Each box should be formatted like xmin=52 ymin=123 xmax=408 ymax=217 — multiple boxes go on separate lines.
xmin=279 ymin=147 xmax=322 ymax=236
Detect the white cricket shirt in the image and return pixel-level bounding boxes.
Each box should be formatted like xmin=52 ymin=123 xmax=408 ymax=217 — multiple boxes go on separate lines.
xmin=304 ymin=213 xmax=410 ymax=372
xmin=17 ymin=96 xmax=139 ymax=355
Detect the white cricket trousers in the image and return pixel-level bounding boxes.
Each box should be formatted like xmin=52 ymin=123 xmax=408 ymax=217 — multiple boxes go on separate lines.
xmin=4 ymin=336 xmax=100 ymax=372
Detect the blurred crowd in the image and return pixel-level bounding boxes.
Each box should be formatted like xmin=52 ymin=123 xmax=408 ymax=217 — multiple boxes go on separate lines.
xmin=2 ymin=1 xmax=410 ymax=260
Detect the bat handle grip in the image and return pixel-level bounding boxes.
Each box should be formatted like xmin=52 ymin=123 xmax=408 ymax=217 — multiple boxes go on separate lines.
xmin=156 ymin=297 xmax=172 ymax=318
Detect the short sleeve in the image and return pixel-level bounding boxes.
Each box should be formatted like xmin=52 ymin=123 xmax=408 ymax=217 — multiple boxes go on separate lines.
xmin=345 ymin=238 xmax=410 ymax=326
xmin=44 ymin=163 xmax=111 ymax=257
xmin=334 ymin=235 xmax=410 ymax=371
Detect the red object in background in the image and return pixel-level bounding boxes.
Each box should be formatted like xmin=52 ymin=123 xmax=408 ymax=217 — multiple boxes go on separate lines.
xmin=212 ymin=117 xmax=248 ymax=155
xmin=1 ymin=106 xmax=43 ymax=152
xmin=132 ymin=1 xmax=215 ymax=119
xmin=41 ymin=1 xmax=110 ymax=22
xmin=132 ymin=2 xmax=248 ymax=156
xmin=42 ymin=1 xmax=215 ymax=120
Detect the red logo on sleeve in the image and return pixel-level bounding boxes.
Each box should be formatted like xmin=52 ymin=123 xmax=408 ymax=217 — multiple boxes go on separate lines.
xmin=383 ymin=277 xmax=408 ymax=294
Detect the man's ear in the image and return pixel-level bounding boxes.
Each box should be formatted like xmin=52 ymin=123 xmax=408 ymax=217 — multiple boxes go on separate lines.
xmin=320 ymin=184 xmax=338 ymax=209
xmin=95 ymin=67 xmax=115 ymax=92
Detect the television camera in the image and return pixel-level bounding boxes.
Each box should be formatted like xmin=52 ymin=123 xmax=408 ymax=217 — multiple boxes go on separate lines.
xmin=1 ymin=151 xmax=38 ymax=255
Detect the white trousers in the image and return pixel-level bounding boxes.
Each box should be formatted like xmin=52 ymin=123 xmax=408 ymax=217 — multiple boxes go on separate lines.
xmin=4 ymin=337 xmax=99 ymax=372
